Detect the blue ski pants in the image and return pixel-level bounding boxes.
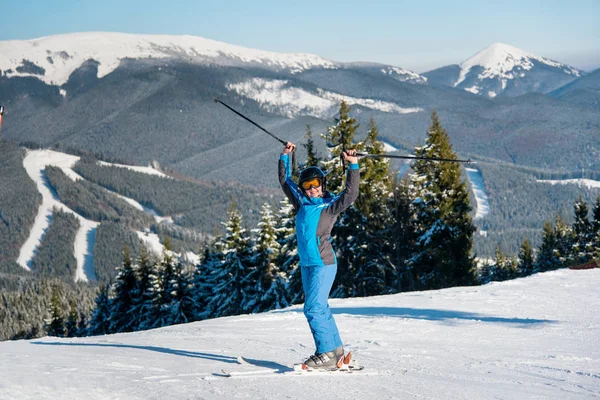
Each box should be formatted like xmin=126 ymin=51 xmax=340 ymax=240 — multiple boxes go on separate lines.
xmin=301 ymin=263 xmax=342 ymax=354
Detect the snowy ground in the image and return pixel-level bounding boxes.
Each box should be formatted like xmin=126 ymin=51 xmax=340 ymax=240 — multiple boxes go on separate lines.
xmin=538 ymin=178 xmax=600 ymax=190
xmin=17 ymin=149 xmax=169 ymax=280
xmin=2 ymin=269 xmax=599 ymax=400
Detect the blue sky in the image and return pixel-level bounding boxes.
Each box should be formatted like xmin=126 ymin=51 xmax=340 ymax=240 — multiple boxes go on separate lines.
xmin=1 ymin=0 xmax=598 ymax=72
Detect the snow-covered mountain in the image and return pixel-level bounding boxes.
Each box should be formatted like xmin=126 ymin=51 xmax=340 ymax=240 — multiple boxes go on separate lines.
xmin=424 ymin=42 xmax=585 ymax=98
xmin=1 ymin=268 xmax=599 ymax=399
xmin=1 ymin=32 xmax=598 ymax=177
xmin=0 ymin=32 xmax=427 ymax=87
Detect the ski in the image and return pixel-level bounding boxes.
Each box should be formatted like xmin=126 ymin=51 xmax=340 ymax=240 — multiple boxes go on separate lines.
xmin=220 ymin=352 xmax=365 ymax=378
xmin=221 ymin=367 xmax=280 ymax=377
xmin=294 ymin=351 xmax=364 ymax=373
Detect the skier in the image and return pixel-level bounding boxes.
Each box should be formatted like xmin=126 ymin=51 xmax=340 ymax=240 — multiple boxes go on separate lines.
xmin=279 ymin=141 xmax=360 ymax=369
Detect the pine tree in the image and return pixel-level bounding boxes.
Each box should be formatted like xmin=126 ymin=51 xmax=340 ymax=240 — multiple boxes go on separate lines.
xmin=491 ymin=246 xmax=518 ymax=281
xmin=591 ymin=197 xmax=600 ymax=259
xmin=408 ymin=111 xmax=476 ymax=290
xmin=276 ymin=199 xmax=302 ymax=304
xmin=108 ymin=247 xmax=138 ymax=333
xmin=154 ymin=245 xmax=178 ymax=327
xmin=571 ymin=197 xmax=593 ymax=265
xmin=251 ymin=203 xmax=288 ymax=313
xmin=321 ymin=100 xmax=360 ymax=193
xmin=553 ymin=215 xmax=573 ymax=269
xmin=164 ymin=258 xmax=197 ymax=325
xmin=320 ymin=101 xmax=362 ymax=297
xmin=206 ymin=205 xmax=253 ymax=318
xmin=193 ymin=246 xmax=221 ymax=319
xmin=64 ymin=300 xmax=79 ymax=337
xmin=129 ymin=249 xmax=159 ymax=331
xmin=535 ymin=221 xmax=560 ymax=272
xmin=303 ymin=124 xmax=321 ymax=167
xmin=353 ymin=117 xmax=397 ymax=296
xmin=517 ymin=237 xmax=535 ymax=277
xmin=389 ymin=178 xmax=417 ymax=291
xmin=87 ymin=285 xmax=111 ymax=336
xmin=47 ymin=285 xmax=66 ymax=337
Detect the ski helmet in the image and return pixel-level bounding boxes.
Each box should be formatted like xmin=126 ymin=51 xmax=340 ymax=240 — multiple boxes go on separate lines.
xmin=299 ymin=166 xmax=326 ymax=193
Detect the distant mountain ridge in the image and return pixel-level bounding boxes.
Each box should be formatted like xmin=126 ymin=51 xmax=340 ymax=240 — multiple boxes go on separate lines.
xmin=0 ymin=32 xmax=428 ymax=89
xmin=424 ymin=42 xmax=585 ymax=98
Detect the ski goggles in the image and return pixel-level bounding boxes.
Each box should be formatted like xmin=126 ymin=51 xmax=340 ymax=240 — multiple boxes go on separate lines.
xmin=301 ymin=178 xmax=322 ymax=190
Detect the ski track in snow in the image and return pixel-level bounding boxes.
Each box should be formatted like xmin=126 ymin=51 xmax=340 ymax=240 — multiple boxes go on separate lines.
xmin=19 ymin=150 xmax=98 ymax=281
xmin=466 ymin=168 xmax=490 ymax=219
xmin=1 ymin=269 xmax=599 ymax=399
xmin=17 ymin=149 xmax=170 ymax=280
xmin=136 ymin=231 xmax=165 ymax=257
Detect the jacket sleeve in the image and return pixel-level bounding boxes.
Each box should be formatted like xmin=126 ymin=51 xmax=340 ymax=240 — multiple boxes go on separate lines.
xmin=279 ymin=154 xmax=302 ymax=211
xmin=326 ymin=163 xmax=360 ymax=215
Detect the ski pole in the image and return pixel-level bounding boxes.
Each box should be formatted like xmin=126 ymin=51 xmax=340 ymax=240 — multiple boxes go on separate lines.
xmin=214 ymin=98 xmax=297 ymax=170
xmin=214 ymin=98 xmax=287 ymax=145
xmin=356 ymin=152 xmax=475 ymax=164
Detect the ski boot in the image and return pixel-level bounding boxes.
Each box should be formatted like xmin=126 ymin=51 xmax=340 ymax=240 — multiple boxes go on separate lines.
xmin=302 ymin=346 xmax=345 ymax=370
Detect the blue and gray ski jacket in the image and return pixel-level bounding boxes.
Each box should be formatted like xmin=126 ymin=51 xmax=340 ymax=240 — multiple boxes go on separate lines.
xmin=279 ymin=154 xmax=360 ymax=267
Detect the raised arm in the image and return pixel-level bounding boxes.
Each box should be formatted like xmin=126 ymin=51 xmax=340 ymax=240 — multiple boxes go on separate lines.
xmin=326 ymin=150 xmax=360 ymax=215
xmin=278 ymin=142 xmax=302 ymax=211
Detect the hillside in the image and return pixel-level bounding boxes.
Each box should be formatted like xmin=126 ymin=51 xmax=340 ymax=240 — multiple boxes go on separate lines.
xmin=1 ymin=269 xmax=598 ymax=399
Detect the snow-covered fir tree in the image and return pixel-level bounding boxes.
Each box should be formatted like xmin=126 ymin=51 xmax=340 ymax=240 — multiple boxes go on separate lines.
xmin=320 ymin=101 xmax=362 ymax=297
xmin=535 ymin=221 xmax=560 ymax=272
xmin=407 ymin=111 xmax=476 ymax=290
xmin=129 ymin=249 xmax=159 ymax=330
xmin=592 ymin=197 xmax=600 ymax=259
xmin=205 ymin=205 xmax=253 ymax=318
xmin=250 ymin=203 xmax=289 ymax=313
xmin=389 ymin=179 xmax=417 ymax=291
xmin=491 ymin=246 xmax=519 ymax=281
xmin=47 ymin=285 xmax=66 ymax=337
xmin=353 ymin=117 xmax=396 ymax=296
xmin=303 ymin=124 xmax=320 ymax=167
xmin=163 ymin=257 xmax=197 ymax=325
xmin=552 ymin=215 xmax=573 ymax=269
xmin=517 ymin=237 xmax=535 ymax=276
xmin=108 ymin=247 xmax=138 ymax=333
xmin=64 ymin=300 xmax=79 ymax=337
xmin=193 ymin=247 xmax=221 ymax=319
xmin=87 ymin=285 xmax=111 ymax=336
xmin=276 ymin=198 xmax=302 ymax=304
xmin=571 ymin=197 xmax=593 ymax=265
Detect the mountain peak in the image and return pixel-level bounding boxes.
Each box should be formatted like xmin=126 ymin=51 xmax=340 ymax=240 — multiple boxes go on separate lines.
xmin=454 ymin=42 xmax=583 ymax=94
xmin=460 ymin=42 xmax=537 ymax=72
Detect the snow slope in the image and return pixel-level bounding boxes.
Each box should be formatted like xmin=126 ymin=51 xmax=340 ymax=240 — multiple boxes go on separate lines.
xmin=17 ymin=149 xmax=170 ymax=280
xmin=226 ymin=78 xmax=423 ymax=118
xmin=1 ymin=269 xmax=599 ymax=400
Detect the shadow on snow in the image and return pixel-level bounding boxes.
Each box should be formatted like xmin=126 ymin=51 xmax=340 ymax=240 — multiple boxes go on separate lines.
xmin=31 ymin=341 xmax=292 ymax=372
xmin=275 ymin=306 xmax=557 ymax=327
